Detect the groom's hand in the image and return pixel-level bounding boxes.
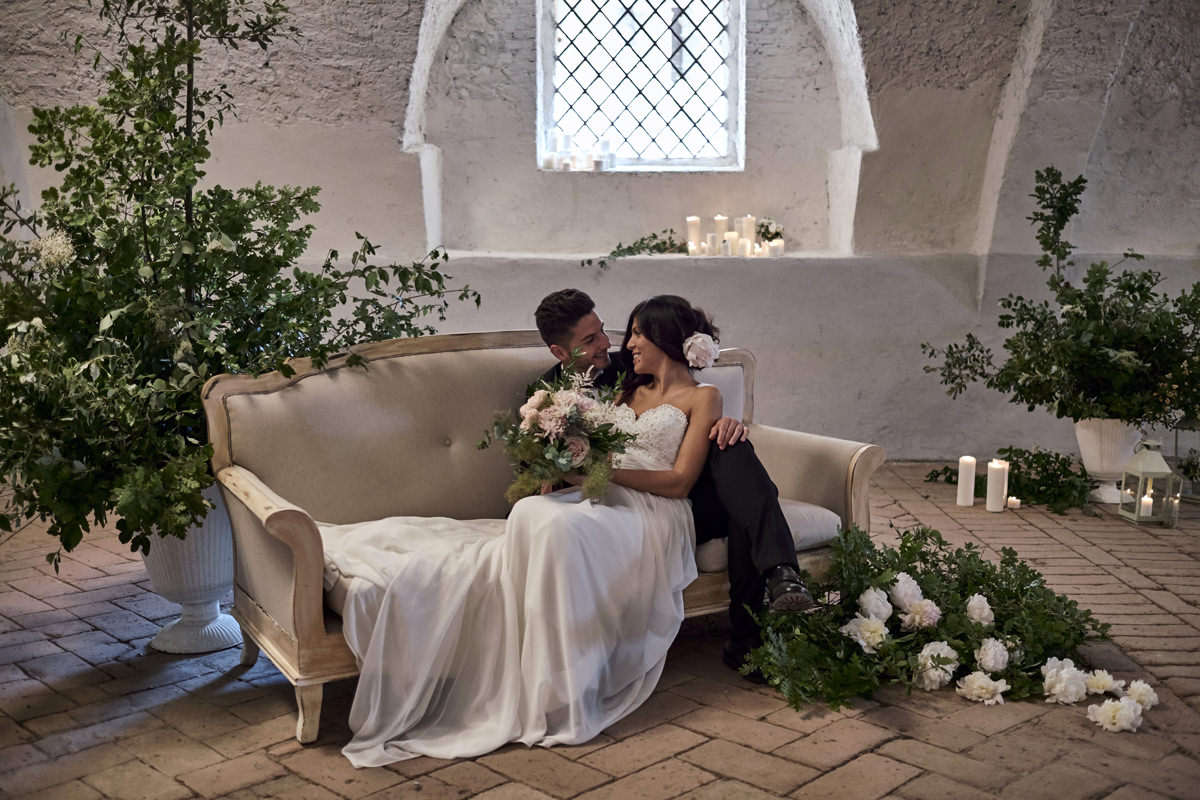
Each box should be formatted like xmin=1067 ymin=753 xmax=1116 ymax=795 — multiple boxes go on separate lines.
xmin=709 ymin=417 xmax=748 ymax=449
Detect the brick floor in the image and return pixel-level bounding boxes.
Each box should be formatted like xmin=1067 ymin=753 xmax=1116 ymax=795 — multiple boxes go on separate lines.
xmin=2 ymin=463 xmax=1199 ymax=798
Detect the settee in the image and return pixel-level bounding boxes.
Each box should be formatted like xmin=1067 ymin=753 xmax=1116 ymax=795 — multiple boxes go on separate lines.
xmin=201 ymin=331 xmax=886 ymax=743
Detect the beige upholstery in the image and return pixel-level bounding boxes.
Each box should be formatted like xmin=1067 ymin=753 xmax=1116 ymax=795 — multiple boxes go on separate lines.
xmin=201 ymin=330 xmax=885 ymax=743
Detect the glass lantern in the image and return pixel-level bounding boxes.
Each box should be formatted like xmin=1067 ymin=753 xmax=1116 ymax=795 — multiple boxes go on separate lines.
xmin=1118 ymin=439 xmax=1183 ymax=527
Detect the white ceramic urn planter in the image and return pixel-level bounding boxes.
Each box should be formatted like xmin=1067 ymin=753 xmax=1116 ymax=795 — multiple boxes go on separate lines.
xmin=1074 ymin=418 xmax=1142 ymax=504
xmin=141 ymin=485 xmax=241 ymax=653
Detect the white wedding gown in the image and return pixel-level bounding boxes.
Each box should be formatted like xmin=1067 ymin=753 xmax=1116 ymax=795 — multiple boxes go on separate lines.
xmin=318 ymin=403 xmax=698 ymax=767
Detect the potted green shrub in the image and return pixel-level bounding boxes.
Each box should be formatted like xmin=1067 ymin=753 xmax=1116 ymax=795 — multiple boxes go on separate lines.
xmin=923 ymin=167 xmax=1200 ymax=501
xmin=0 ymin=0 xmax=479 ymax=648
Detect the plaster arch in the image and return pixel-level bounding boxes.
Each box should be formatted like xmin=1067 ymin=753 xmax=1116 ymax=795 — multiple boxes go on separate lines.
xmin=402 ymin=0 xmax=877 ymax=253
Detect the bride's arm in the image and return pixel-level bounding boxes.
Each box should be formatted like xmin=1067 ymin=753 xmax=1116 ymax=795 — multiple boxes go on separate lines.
xmin=606 ymin=385 xmax=722 ymax=498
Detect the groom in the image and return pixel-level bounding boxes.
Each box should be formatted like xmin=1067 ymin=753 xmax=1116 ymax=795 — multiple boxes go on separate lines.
xmin=533 ymin=288 xmax=814 ymax=681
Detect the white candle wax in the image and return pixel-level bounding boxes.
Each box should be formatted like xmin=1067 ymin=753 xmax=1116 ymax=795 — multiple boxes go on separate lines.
xmin=713 ymin=215 xmax=729 ymax=236
xmin=699 ymin=241 xmax=709 ymax=256
xmin=591 ymin=157 xmax=605 ymax=171
xmin=986 ymin=459 xmax=1008 ymax=512
xmin=687 ymin=241 xmax=699 ymax=256
xmin=686 ymin=216 xmax=701 ymax=244
xmin=739 ymin=239 xmax=752 ymax=257
xmin=742 ymin=215 xmax=757 ymax=242
xmin=1006 ymin=496 xmax=1021 ymax=509
xmin=561 ymin=133 xmax=573 ymax=151
xmin=706 ymin=233 xmax=719 ymax=253
xmin=768 ymin=239 xmax=785 ymax=257
xmin=956 ymin=456 xmax=976 ymax=506
xmin=720 ymin=238 xmax=731 ymax=256
xmin=1140 ymin=494 xmax=1153 ymax=516
xmin=753 ymin=243 xmax=763 ymax=257
xmin=723 ymin=231 xmax=740 ymax=256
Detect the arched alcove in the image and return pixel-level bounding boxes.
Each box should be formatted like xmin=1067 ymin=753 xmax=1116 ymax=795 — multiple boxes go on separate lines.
xmin=403 ymin=0 xmax=876 ymax=254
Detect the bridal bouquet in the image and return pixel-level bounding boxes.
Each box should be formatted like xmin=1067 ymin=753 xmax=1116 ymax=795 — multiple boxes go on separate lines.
xmin=480 ymin=369 xmax=635 ymax=503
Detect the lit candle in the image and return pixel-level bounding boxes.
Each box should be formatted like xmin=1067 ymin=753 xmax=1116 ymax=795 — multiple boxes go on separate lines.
xmin=713 ymin=215 xmax=728 ymax=236
xmin=739 ymin=238 xmax=752 ymax=257
xmin=723 ymin=231 xmax=739 ymax=256
xmin=1006 ymin=496 xmax=1021 ymax=509
xmin=720 ymin=238 xmax=731 ymax=256
xmin=768 ymin=239 xmax=785 ymax=257
xmin=986 ymin=459 xmax=1008 ymax=512
xmin=1140 ymin=494 xmax=1153 ymax=516
xmin=741 ymin=214 xmax=757 ymax=242
xmin=706 ymin=232 xmax=720 ymax=254
xmin=686 ymin=216 xmax=702 ymax=244
xmin=699 ymin=241 xmax=709 ymax=256
xmin=753 ymin=242 xmax=763 ymax=257
xmin=956 ymin=456 xmax=976 ymax=506
xmin=687 ymin=240 xmax=699 ymax=256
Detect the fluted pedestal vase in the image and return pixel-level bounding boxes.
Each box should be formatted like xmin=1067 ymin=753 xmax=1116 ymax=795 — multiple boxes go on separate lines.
xmin=141 ymin=485 xmax=241 ymax=653
xmin=1074 ymin=418 xmax=1141 ymax=504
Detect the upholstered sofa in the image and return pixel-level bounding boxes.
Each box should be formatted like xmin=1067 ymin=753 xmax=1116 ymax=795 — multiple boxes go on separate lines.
xmin=201 ymin=331 xmax=885 ymax=743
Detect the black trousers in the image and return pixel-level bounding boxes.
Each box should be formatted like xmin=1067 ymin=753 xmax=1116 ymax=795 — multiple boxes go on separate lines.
xmin=688 ymin=440 xmax=798 ymax=648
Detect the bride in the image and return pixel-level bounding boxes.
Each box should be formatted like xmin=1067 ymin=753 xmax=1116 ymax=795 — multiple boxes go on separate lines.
xmin=319 ymin=295 xmax=722 ymax=767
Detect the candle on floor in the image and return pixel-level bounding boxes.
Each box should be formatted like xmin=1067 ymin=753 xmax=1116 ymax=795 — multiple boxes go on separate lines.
xmin=986 ymin=459 xmax=1008 ymax=512
xmin=956 ymin=456 xmax=976 ymax=506
xmin=1140 ymin=494 xmax=1153 ymax=516
xmin=686 ymin=216 xmax=701 ymax=244
xmin=1006 ymin=496 xmax=1021 ymax=509
xmin=714 ymin=215 xmax=729 ymax=236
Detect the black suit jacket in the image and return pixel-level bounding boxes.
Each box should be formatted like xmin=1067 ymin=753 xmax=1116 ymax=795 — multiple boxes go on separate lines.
xmin=537 ymin=352 xmax=622 ymax=391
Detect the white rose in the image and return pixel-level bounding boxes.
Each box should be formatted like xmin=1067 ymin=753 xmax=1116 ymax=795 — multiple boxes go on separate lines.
xmin=839 ymin=613 xmax=889 ymax=654
xmin=1085 ymin=670 xmax=1126 ymax=695
xmin=965 ymin=593 xmax=995 ymax=626
xmin=1124 ymin=680 xmax=1159 ymax=710
xmin=956 ymin=671 xmax=1009 ymax=705
xmin=857 ymin=587 xmax=893 ymax=622
xmin=1042 ymin=657 xmax=1088 ymax=704
xmin=899 ymin=598 xmax=942 ymax=631
xmin=889 ymin=572 xmax=924 ymax=613
xmin=915 ymin=641 xmax=959 ymax=691
xmin=1087 ymin=697 xmax=1144 ymax=732
xmin=682 ymin=333 xmax=720 ymax=369
xmin=974 ymin=638 xmax=1009 ymax=674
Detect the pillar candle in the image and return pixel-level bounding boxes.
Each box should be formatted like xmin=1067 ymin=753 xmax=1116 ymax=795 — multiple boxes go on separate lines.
xmin=768 ymin=239 xmax=785 ymax=257
xmin=986 ymin=459 xmax=1008 ymax=512
xmin=699 ymin=241 xmax=709 ymax=256
xmin=738 ymin=239 xmax=752 ymax=257
xmin=720 ymin=238 xmax=731 ymax=256
xmin=706 ymin=232 xmax=719 ymax=253
xmin=741 ymin=215 xmax=757 ymax=242
xmin=1139 ymin=494 xmax=1153 ymax=516
xmin=687 ymin=241 xmax=699 ymax=256
xmin=956 ymin=456 xmax=976 ymax=506
xmin=1006 ymin=496 xmax=1021 ymax=509
xmin=713 ymin=215 xmax=728 ymax=236
xmin=591 ymin=157 xmax=605 ymax=171
xmin=723 ymin=231 xmax=739 ymax=256
xmin=686 ymin=216 xmax=701 ymax=244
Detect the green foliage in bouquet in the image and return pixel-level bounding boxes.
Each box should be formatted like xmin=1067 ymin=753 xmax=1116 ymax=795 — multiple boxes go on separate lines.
xmin=924 ymin=446 xmax=1091 ymax=514
xmin=746 ymin=525 xmax=1110 ymax=710
xmin=0 ymin=0 xmax=479 ymax=568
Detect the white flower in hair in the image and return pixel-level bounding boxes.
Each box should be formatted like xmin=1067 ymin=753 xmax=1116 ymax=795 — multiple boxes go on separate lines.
xmin=683 ymin=333 xmax=720 ymax=369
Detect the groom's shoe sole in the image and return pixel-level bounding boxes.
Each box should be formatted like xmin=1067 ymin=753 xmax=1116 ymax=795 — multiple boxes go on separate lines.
xmin=768 ymin=585 xmax=816 ymax=613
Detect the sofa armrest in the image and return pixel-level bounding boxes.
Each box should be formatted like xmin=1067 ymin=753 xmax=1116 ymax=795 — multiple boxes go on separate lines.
xmin=748 ymin=424 xmax=886 ymax=534
xmin=217 ymin=465 xmax=328 ymax=646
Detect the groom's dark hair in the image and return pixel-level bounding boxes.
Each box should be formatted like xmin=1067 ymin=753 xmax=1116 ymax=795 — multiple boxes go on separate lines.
xmin=535 ymin=288 xmax=596 ymax=349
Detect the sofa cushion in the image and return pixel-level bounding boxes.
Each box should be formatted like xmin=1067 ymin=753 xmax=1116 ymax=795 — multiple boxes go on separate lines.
xmin=694 ymin=499 xmax=841 ymax=573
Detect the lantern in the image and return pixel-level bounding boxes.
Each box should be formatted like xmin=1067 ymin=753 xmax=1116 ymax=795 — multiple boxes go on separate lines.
xmin=1118 ymin=439 xmax=1183 ymax=527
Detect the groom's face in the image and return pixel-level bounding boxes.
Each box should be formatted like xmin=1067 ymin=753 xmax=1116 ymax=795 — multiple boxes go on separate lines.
xmin=553 ymin=311 xmax=611 ymax=373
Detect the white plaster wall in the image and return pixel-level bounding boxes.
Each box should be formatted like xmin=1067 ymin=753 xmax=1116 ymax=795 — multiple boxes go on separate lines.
xmin=423 ymin=0 xmax=840 ymax=253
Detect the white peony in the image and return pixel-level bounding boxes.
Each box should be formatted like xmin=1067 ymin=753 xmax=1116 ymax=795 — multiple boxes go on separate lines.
xmin=965 ymin=593 xmax=995 ymax=626
xmin=974 ymin=638 xmax=1009 ymax=674
xmin=915 ymin=641 xmax=959 ymax=691
xmin=1085 ymin=670 xmax=1126 ymax=695
xmin=889 ymin=572 xmax=924 ymax=613
xmin=839 ymin=613 xmax=889 ymax=654
xmin=956 ymin=671 xmax=1009 ymax=705
xmin=899 ymin=598 xmax=942 ymax=631
xmin=1042 ymin=657 xmax=1088 ymax=704
xmin=857 ymin=587 xmax=893 ymax=622
xmin=682 ymin=333 xmax=720 ymax=369
xmin=1124 ymin=680 xmax=1159 ymax=710
xmin=1087 ymin=697 xmax=1144 ymax=732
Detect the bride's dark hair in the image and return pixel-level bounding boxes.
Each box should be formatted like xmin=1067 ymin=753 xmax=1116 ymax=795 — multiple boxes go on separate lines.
xmin=618 ymin=295 xmax=718 ymax=403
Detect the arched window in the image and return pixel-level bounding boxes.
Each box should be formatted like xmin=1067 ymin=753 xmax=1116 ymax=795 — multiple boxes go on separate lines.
xmin=537 ymin=0 xmax=745 ymax=171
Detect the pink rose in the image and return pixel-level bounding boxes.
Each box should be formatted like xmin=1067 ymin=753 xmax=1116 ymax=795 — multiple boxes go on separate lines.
xmin=683 ymin=333 xmax=720 ymax=369
xmin=564 ymin=435 xmax=590 ymax=467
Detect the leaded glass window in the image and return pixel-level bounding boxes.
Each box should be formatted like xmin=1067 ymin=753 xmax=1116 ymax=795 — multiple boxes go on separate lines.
xmin=537 ymin=0 xmax=745 ymax=171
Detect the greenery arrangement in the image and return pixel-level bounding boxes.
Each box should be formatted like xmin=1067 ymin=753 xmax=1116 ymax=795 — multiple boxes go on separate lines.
xmin=922 ymin=167 xmax=1200 ymax=429
xmin=925 ymin=446 xmax=1092 ymax=514
xmin=580 ymin=228 xmax=687 ymax=270
xmin=747 ymin=525 xmax=1110 ymax=710
xmin=0 ymin=0 xmax=479 ymax=568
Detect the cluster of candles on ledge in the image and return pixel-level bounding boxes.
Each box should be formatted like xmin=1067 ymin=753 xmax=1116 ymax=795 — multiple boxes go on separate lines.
xmin=956 ymin=456 xmax=1020 ymax=512
xmin=685 ymin=214 xmax=785 ymax=257
xmin=541 ymin=133 xmax=617 ymax=171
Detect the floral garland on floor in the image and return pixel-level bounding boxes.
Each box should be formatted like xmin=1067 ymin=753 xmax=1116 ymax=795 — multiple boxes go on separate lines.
xmin=747 ymin=526 xmax=1161 ymax=732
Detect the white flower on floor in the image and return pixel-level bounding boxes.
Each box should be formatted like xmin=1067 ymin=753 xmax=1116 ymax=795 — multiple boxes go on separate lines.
xmin=839 ymin=613 xmax=889 ymax=654
xmin=889 ymin=572 xmax=924 ymax=613
xmin=915 ymin=641 xmax=959 ymax=691
xmin=956 ymin=671 xmax=1009 ymax=705
xmin=965 ymin=593 xmax=995 ymax=626
xmin=899 ymin=598 xmax=942 ymax=631
xmin=1124 ymin=680 xmax=1159 ymax=710
xmin=857 ymin=587 xmax=893 ymax=621
xmin=974 ymin=637 xmax=1009 ymax=674
xmin=1085 ymin=670 xmax=1126 ymax=695
xmin=1087 ymin=697 xmax=1144 ymax=732
xmin=1042 ymin=657 xmax=1088 ymax=704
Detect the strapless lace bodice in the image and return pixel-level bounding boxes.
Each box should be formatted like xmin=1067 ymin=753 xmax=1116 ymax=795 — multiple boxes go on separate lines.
xmin=612 ymin=404 xmax=687 ymax=470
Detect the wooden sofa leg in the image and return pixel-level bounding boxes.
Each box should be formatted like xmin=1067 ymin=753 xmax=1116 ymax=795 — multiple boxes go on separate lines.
xmin=239 ymin=630 xmax=260 ymax=667
xmin=295 ymin=684 xmax=323 ymax=744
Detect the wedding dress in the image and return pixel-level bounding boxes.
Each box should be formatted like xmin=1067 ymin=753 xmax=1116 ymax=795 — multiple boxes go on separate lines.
xmin=319 ymin=403 xmax=698 ymax=767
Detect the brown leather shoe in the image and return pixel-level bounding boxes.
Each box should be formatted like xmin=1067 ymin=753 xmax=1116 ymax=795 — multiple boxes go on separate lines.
xmin=766 ymin=565 xmax=816 ymax=613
